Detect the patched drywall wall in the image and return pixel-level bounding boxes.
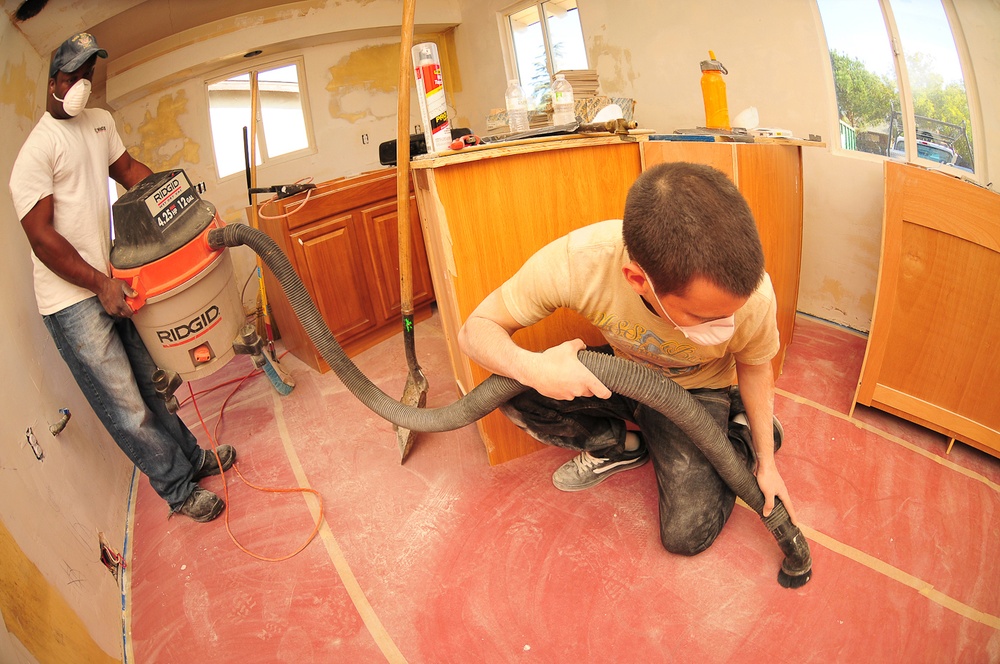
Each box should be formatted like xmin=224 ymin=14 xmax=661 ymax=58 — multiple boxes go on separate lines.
xmin=0 ymin=54 xmax=38 ymax=122
xmin=0 ymin=19 xmax=131 ymax=664
xmin=326 ymin=43 xmax=401 ymax=122
xmin=0 ymin=520 xmax=118 ymax=664
xmin=125 ymin=90 xmax=201 ymax=171
xmin=587 ymin=34 xmax=637 ymax=98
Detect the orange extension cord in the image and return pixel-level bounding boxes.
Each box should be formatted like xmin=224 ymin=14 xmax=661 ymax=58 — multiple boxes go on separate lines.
xmin=183 ymin=356 xmax=324 ymax=562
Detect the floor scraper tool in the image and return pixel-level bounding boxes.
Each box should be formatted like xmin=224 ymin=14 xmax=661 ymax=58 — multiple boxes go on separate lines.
xmin=394 ymin=0 xmax=429 ymax=462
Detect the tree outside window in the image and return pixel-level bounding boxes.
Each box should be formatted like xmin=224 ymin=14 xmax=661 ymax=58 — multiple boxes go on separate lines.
xmin=817 ymin=0 xmax=975 ymax=174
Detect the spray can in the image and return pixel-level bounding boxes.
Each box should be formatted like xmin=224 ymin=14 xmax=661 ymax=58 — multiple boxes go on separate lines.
xmin=700 ymin=50 xmax=730 ymax=130
xmin=412 ymin=42 xmax=451 ymax=154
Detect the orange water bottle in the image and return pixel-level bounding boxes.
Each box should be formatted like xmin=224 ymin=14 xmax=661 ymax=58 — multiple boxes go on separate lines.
xmin=700 ymin=50 xmax=730 ymax=130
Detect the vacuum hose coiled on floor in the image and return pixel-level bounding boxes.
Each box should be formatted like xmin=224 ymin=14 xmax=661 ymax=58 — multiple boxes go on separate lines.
xmin=209 ymin=224 xmax=812 ymax=587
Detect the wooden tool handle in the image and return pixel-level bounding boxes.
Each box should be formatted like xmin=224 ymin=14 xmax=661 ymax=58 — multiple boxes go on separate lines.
xmin=397 ymin=0 xmax=417 ymax=315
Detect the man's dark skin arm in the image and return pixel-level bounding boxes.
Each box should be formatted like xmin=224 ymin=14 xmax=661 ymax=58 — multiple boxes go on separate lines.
xmin=20 ymin=151 xmax=152 ymax=318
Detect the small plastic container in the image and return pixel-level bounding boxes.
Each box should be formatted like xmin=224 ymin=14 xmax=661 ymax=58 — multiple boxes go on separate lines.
xmin=700 ymin=50 xmax=730 ymax=130
xmin=551 ymin=73 xmax=575 ymax=125
xmin=505 ymin=80 xmax=530 ymax=133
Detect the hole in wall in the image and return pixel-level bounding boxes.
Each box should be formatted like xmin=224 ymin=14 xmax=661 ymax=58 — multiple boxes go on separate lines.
xmin=99 ymin=533 xmax=126 ymax=582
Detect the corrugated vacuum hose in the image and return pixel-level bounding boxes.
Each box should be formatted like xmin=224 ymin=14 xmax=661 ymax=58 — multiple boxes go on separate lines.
xmin=208 ymin=224 xmax=812 ymax=588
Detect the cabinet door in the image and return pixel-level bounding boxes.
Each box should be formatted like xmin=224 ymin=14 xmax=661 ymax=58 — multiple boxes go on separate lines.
xmin=359 ymin=196 xmax=435 ymax=322
xmin=290 ymin=213 xmax=377 ymax=341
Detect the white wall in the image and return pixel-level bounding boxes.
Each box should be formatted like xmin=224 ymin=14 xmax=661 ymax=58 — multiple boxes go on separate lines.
xmin=450 ymin=0 xmax=1000 ymax=332
xmin=0 ymin=17 xmax=130 ymax=664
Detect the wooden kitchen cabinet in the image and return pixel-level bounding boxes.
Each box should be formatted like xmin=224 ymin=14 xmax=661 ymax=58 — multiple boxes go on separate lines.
xmin=256 ymin=168 xmax=434 ymax=373
xmin=854 ymin=162 xmax=1000 ymax=459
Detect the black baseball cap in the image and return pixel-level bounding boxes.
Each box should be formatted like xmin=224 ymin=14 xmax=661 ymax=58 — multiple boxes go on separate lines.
xmin=49 ymin=33 xmax=107 ymax=79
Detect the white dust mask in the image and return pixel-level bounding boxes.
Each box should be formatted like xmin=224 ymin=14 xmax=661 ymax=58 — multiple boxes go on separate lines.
xmin=645 ymin=271 xmax=736 ymax=346
xmin=54 ymin=79 xmax=92 ymax=117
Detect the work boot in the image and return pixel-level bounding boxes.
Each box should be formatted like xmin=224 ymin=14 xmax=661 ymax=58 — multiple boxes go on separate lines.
xmin=176 ymin=487 xmax=225 ymax=522
xmin=193 ymin=445 xmax=237 ymax=481
xmin=551 ymin=440 xmax=649 ymax=492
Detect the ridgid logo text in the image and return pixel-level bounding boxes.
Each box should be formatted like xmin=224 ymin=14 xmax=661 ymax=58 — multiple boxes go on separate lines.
xmin=157 ymin=306 xmax=220 ymax=345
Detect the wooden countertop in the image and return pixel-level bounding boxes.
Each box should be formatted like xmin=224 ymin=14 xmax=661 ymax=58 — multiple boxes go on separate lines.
xmin=409 ymin=133 xmax=649 ymax=169
xmin=409 ymin=131 xmax=825 ymax=170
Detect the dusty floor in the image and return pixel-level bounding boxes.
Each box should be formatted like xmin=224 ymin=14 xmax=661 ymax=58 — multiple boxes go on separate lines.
xmin=125 ymin=312 xmax=1000 ymax=663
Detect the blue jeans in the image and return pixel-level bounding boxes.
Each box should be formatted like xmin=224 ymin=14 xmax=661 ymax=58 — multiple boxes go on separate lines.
xmin=43 ymin=297 xmax=205 ymax=510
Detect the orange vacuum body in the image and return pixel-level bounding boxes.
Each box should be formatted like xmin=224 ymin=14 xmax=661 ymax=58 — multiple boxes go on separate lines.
xmin=110 ymin=170 xmax=243 ymax=381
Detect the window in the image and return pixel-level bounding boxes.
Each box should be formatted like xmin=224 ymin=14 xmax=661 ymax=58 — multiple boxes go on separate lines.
xmin=503 ymin=0 xmax=588 ymax=108
xmin=816 ymin=0 xmax=976 ymax=174
xmin=207 ymin=60 xmax=312 ymax=179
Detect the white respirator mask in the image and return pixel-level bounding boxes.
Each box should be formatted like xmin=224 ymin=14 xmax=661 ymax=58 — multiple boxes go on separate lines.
xmin=53 ymin=79 xmax=92 ymax=117
xmin=644 ymin=270 xmax=736 ymax=346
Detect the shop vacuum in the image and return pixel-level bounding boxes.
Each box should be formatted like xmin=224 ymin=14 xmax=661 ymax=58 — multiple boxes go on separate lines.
xmin=108 ymin=170 xmax=812 ymax=588
xmin=110 ymin=169 xmax=293 ymax=411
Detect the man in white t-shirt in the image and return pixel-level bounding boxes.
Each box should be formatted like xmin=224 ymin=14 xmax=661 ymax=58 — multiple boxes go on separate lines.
xmin=458 ymin=162 xmax=797 ymax=555
xmin=9 ymin=33 xmax=235 ymax=522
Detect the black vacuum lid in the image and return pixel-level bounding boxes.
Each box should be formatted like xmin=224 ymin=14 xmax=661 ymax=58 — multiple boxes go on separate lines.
xmin=110 ymin=169 xmax=216 ymax=269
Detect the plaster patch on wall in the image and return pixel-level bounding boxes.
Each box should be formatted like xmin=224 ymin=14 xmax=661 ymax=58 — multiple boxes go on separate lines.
xmin=0 ymin=56 xmax=38 ymax=121
xmin=0 ymin=520 xmax=118 ymax=664
xmin=588 ymin=35 xmax=637 ymax=95
xmin=820 ymin=276 xmax=847 ymax=303
xmin=325 ymin=43 xmax=399 ymax=122
xmin=816 ymin=276 xmax=855 ymax=320
xmin=131 ymin=90 xmax=201 ymax=172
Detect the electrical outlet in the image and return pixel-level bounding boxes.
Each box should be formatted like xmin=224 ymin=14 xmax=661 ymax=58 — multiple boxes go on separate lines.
xmin=362 ymin=133 xmax=369 ymax=145
xmin=414 ymin=124 xmax=422 ymax=134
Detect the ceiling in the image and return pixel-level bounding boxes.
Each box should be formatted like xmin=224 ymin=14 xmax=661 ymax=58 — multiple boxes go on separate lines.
xmin=4 ymin=0 xmax=295 ymax=89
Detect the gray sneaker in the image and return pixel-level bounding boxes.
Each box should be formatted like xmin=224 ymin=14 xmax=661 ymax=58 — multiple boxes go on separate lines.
xmin=552 ymin=444 xmax=649 ymax=492
xmin=176 ymin=487 xmax=225 ymax=522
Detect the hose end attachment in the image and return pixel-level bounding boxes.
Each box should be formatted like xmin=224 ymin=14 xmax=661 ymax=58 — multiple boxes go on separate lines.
xmin=207 ymin=227 xmax=228 ymax=251
xmin=777 ymin=567 xmax=812 ymax=589
xmin=763 ymin=501 xmax=813 ymax=588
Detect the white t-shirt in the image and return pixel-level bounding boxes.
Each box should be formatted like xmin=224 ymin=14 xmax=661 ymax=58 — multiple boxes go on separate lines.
xmin=500 ymin=219 xmax=780 ymax=390
xmin=9 ymin=109 xmax=127 ymax=315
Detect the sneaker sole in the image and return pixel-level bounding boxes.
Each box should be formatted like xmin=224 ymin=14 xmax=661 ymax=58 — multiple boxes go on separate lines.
xmin=552 ymin=453 xmax=650 ymax=492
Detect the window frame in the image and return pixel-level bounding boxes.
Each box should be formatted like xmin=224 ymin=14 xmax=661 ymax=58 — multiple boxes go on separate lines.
xmin=498 ymin=0 xmax=588 ymax=88
xmin=816 ymin=0 xmax=986 ymax=182
xmin=204 ymin=55 xmax=316 ymax=182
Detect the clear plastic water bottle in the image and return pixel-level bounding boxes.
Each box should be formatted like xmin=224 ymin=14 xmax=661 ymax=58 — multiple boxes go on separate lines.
xmin=551 ymin=73 xmax=575 ymax=125
xmin=505 ymin=79 xmax=529 ymax=133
